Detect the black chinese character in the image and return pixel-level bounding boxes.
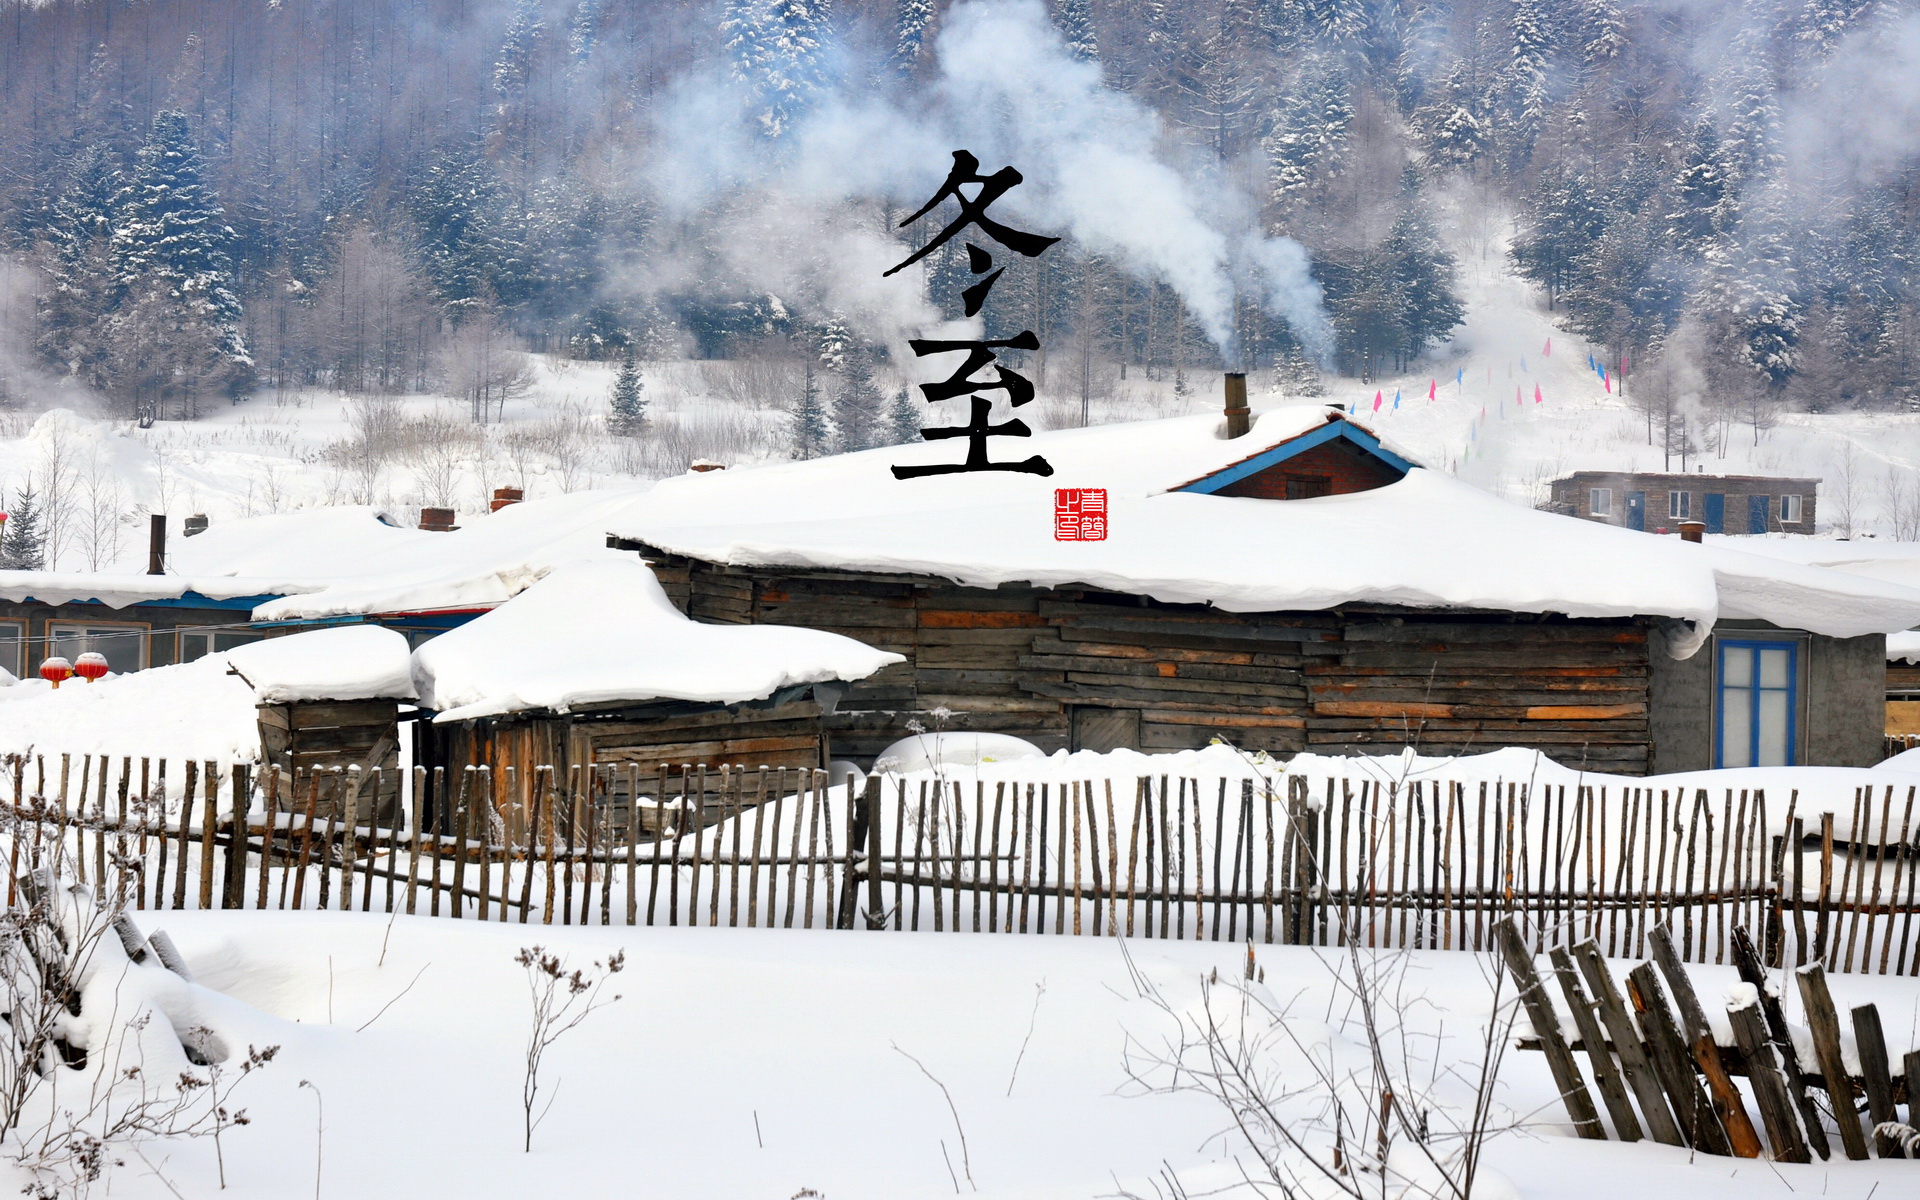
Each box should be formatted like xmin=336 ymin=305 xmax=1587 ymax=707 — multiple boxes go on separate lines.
xmin=891 ymin=397 xmax=1054 ymax=479
xmin=909 ymin=331 xmax=1040 ymax=406
xmin=884 ymin=150 xmax=1060 ymax=279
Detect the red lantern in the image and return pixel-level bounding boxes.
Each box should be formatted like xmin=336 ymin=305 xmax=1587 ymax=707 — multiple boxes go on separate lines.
xmin=74 ymin=652 xmax=109 ymax=683
xmin=39 ymin=657 xmax=72 ymax=688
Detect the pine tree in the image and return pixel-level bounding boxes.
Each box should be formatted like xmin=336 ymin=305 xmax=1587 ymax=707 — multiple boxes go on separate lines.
xmin=1053 ymin=0 xmax=1098 ymax=61
xmin=894 ymin=0 xmax=933 ymax=72
xmin=1501 ymin=0 xmax=1552 ymax=166
xmin=1383 ymin=178 xmax=1465 ymax=362
xmin=34 ymin=143 xmax=122 ymax=395
xmin=568 ymin=0 xmax=605 ymax=71
xmin=109 ymin=111 xmax=252 ymax=411
xmin=724 ymin=0 xmax=832 ymax=140
xmin=836 ymin=349 xmax=886 ymax=452
xmin=608 ymin=349 xmax=646 ymax=435
xmin=793 ymin=361 xmax=830 ymax=459
xmin=886 ymin=385 xmax=921 ymax=445
xmin=409 ymin=144 xmax=504 ymax=311
xmin=0 ymin=484 xmax=46 ymax=571
xmin=1668 ymin=117 xmax=1728 ymax=249
xmin=1262 ymin=55 xmax=1352 ymax=210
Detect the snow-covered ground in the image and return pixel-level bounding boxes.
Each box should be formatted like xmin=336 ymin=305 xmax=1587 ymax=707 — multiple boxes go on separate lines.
xmin=14 ymin=910 xmax=1914 ymax=1200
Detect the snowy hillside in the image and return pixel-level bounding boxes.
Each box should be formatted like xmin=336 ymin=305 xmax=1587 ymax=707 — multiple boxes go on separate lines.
xmin=3 ymin=222 xmax=1917 ymax=573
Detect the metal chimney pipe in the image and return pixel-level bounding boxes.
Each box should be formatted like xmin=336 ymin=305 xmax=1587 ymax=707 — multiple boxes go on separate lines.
xmin=1223 ymin=372 xmax=1250 ymax=439
xmin=147 ymin=514 xmax=166 ymax=575
xmin=1678 ymin=520 xmax=1705 ymax=543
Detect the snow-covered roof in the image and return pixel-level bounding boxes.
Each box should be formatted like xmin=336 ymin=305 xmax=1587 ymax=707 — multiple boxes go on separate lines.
xmin=0 ymin=625 xmax=414 ymax=763
xmin=250 ymin=488 xmax=651 ymax=619
xmin=608 ymin=407 xmax=1920 ymax=654
xmin=1708 ymin=535 xmax=1920 ymax=593
xmin=1890 ymin=630 xmax=1920 ymax=665
xmin=411 ymin=559 xmax=904 ymax=722
xmin=0 ymin=491 xmax=654 ymax=618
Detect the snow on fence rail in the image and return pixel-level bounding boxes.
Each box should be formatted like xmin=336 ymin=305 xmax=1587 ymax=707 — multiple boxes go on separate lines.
xmin=4 ymin=752 xmax=1920 ymax=975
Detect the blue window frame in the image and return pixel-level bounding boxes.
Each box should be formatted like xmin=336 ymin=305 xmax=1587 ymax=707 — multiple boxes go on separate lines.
xmin=1716 ymin=640 xmax=1797 ymax=768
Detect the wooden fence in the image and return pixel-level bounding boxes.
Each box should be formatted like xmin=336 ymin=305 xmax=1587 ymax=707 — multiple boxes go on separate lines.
xmin=6 ymin=753 xmax=1920 ymax=975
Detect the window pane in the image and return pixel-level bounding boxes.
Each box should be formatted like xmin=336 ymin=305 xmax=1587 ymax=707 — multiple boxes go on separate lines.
xmin=1759 ymin=646 xmax=1791 ymax=689
xmin=1758 ymin=690 xmax=1791 ymax=766
xmin=46 ymin=626 xmax=144 ymax=675
xmin=1722 ymin=646 xmax=1752 ymax=687
xmin=1722 ymin=683 xmax=1753 ymax=768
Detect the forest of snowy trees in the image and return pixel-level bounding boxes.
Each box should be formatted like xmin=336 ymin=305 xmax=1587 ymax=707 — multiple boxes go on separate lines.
xmin=0 ymin=0 xmax=1915 ymax=437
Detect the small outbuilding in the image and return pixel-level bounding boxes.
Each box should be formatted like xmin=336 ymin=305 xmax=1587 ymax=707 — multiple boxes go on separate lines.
xmin=408 ymin=559 xmax=902 ymax=833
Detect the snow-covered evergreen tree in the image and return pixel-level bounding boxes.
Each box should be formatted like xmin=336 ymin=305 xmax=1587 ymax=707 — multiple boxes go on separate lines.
xmin=886 ymin=385 xmax=921 ymax=445
xmin=724 ymin=0 xmax=833 ymax=140
xmin=34 ymin=144 xmax=121 ymax=394
xmin=1415 ymin=61 xmax=1493 ymax=170
xmin=568 ymin=0 xmax=605 ymax=71
xmin=1053 ymin=0 xmax=1098 ymax=61
xmin=894 ymin=0 xmax=933 ymax=72
xmin=609 ymin=349 xmax=646 ymax=434
xmin=792 ymin=361 xmax=830 ymax=459
xmin=835 ymin=349 xmax=885 ymax=452
xmin=1262 ymin=55 xmax=1351 ymax=210
xmin=1500 ymin=0 xmax=1552 ymax=165
xmin=0 ymin=483 xmax=46 ymax=571
xmin=409 ymin=144 xmax=503 ymax=311
xmin=109 ymin=110 xmax=252 ymax=407
xmin=1668 ymin=116 xmax=1729 ymax=249
xmin=1382 ymin=180 xmax=1465 ymax=362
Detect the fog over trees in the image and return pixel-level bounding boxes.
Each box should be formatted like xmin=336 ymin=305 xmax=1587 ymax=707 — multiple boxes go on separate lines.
xmin=0 ymin=0 xmax=1914 ymax=431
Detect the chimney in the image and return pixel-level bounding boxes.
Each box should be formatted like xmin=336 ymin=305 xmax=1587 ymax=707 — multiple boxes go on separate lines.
xmin=419 ymin=507 xmax=457 ymax=532
xmin=147 ymin=514 xmax=166 ymax=575
xmin=1223 ymin=372 xmax=1250 ymax=438
xmin=489 ymin=487 xmax=524 ymax=512
xmin=689 ymin=459 xmax=727 ymax=473
xmin=183 ymin=514 xmax=209 ymax=537
xmin=1678 ymin=520 xmax=1705 ymax=543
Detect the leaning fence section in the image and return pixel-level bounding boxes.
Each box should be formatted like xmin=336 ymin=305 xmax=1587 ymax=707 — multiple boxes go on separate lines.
xmin=4 ymin=753 xmax=1919 ymax=975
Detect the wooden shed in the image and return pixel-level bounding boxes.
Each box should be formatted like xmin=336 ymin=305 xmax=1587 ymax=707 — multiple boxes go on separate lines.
xmin=407 ymin=558 xmax=900 ymax=834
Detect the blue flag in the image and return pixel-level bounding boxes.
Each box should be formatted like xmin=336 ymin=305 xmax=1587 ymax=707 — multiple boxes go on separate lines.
xmin=1393 ymin=389 xmax=1401 ymax=409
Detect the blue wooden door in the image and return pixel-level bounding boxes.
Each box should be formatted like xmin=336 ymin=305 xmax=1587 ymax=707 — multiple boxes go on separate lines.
xmin=1704 ymin=492 xmax=1725 ymax=534
xmin=1626 ymin=491 xmax=1646 ymax=531
xmin=1748 ymin=494 xmax=1769 ymax=534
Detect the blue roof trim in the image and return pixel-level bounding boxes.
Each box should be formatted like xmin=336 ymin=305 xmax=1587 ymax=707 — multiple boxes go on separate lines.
xmin=1175 ymin=420 xmax=1416 ymax=496
xmin=13 ymin=591 xmax=282 ymax=611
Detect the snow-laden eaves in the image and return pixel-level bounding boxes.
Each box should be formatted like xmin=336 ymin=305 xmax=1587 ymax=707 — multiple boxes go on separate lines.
xmin=607 ymin=407 xmax=1920 ymax=652
xmin=410 ymin=559 xmax=903 ymax=722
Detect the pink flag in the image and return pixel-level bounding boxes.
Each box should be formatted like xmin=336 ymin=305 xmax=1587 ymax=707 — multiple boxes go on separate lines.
xmin=1604 ymin=375 xmax=1611 ymax=393
xmin=1427 ymin=379 xmax=1436 ymax=401
xmin=1542 ymin=337 xmax=1551 ymax=357
xmin=1372 ymin=390 xmax=1382 ymax=412
xmin=1534 ymin=383 xmax=1543 ymax=404
xmin=1516 ymin=385 xmax=1523 ymax=406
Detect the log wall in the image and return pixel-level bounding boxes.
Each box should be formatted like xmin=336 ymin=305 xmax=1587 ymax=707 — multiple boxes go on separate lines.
xmin=646 ymin=555 xmax=1656 ymax=773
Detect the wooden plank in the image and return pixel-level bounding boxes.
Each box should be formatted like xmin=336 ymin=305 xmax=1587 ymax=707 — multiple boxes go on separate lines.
xmin=1727 ymin=990 xmax=1812 ymax=1163
xmin=1546 ymin=945 xmax=1643 ymax=1140
xmin=1850 ymin=1004 xmax=1899 ymax=1157
xmin=1625 ymin=962 xmax=1727 ymax=1154
xmin=1313 ymin=701 xmax=1453 ymax=719
xmin=1648 ymin=929 xmax=1762 ymax=1158
xmin=1730 ymin=926 xmax=1831 ymax=1160
xmin=1493 ymin=919 xmax=1605 ymax=1139
xmin=1523 ymin=704 xmax=1647 ymax=720
xmin=1795 ymin=965 xmax=1870 ymax=1160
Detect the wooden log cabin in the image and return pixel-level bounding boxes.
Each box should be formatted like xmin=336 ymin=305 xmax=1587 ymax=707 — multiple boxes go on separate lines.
xmin=613 ymin=381 xmax=1920 ymax=775
xmin=408 ymin=558 xmax=902 ymax=829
